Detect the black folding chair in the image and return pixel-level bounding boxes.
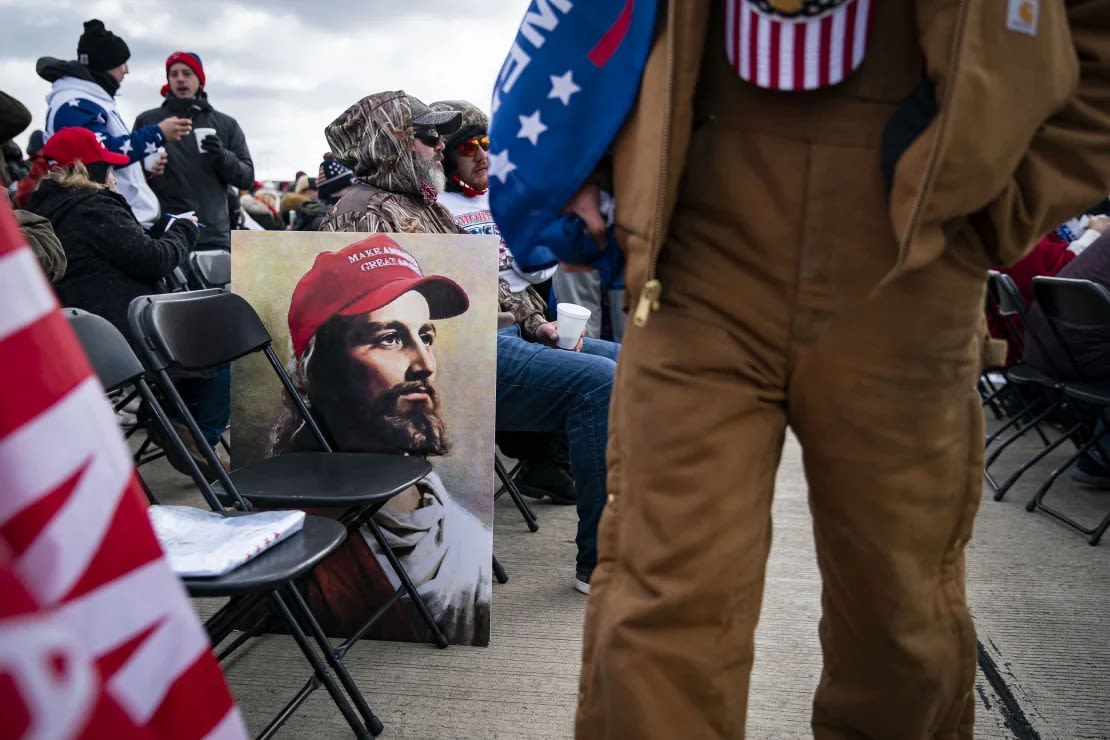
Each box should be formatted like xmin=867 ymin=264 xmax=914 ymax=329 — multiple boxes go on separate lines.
xmin=1024 ymin=276 xmax=1110 ymax=545
xmin=188 ymin=249 xmax=232 ymax=290
xmin=494 ymin=456 xmax=540 ymax=532
xmin=982 ymin=271 xmax=1082 ymax=499
xmin=65 ymin=307 xmax=384 ymax=738
xmin=125 ymin=290 xmax=451 ymax=650
xmin=980 ymin=271 xmax=1024 ymax=419
xmin=115 ymin=289 xmax=231 ymax=482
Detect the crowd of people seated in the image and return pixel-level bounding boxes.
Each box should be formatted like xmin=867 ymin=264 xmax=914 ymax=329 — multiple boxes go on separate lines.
xmin=984 ymin=202 xmax=1110 ymax=486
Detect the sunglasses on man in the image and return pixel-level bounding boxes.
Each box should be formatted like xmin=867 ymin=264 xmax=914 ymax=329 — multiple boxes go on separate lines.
xmin=413 ymin=128 xmax=441 ymax=147
xmin=455 ymin=135 xmax=490 ymax=157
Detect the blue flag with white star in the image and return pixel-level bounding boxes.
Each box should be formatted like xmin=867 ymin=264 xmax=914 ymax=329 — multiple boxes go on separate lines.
xmin=488 ymin=0 xmax=659 ymax=270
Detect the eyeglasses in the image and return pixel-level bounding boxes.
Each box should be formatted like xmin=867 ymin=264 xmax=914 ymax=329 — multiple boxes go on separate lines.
xmin=455 ymin=135 xmax=490 ymax=157
xmin=413 ymin=128 xmax=441 ymax=147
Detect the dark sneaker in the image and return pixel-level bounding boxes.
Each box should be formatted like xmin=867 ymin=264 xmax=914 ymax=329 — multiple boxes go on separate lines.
xmin=574 ymin=568 xmax=592 ymax=595
xmin=515 ymin=459 xmax=577 ymax=505
xmin=1070 ymin=452 xmax=1110 ymax=489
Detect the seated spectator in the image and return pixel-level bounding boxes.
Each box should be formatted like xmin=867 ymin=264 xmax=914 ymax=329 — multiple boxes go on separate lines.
xmin=26 ymin=130 xmax=44 ymax=158
xmin=293 ymin=157 xmax=355 ymax=232
xmin=16 ymin=210 xmax=67 ymax=283
xmin=280 ymin=175 xmax=317 ymax=228
xmin=431 ymin=99 xmax=577 ymax=503
xmin=1022 ymin=229 xmax=1110 ymax=487
xmin=25 ymin=127 xmax=228 ymax=475
xmin=25 ymin=127 xmax=197 ymax=331
xmin=987 ymin=213 xmax=1110 ymax=364
xmin=241 ymin=188 xmax=283 ymax=230
xmin=433 ymin=101 xmax=617 ymax=593
xmin=2 ymin=89 xmax=66 ymax=283
xmin=1 ymin=89 xmax=32 ymax=196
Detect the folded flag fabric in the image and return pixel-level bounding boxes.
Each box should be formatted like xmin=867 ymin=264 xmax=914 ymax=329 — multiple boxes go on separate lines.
xmin=488 ymin=0 xmax=659 ymax=270
xmin=149 ymin=506 xmax=306 ymax=578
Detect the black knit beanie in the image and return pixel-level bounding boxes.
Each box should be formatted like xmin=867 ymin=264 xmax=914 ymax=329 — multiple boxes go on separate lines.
xmin=77 ymin=19 xmax=130 ymax=71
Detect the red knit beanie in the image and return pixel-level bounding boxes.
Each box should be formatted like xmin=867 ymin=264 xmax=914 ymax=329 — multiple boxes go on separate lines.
xmin=160 ymin=51 xmax=205 ymax=97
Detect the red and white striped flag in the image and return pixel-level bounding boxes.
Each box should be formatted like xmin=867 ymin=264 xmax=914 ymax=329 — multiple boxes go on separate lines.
xmin=725 ymin=0 xmax=875 ymax=91
xmin=0 ymin=199 xmax=246 ymax=740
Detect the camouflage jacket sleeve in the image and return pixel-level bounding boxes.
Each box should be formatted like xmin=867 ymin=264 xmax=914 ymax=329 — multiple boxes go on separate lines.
xmin=499 ymin=278 xmax=549 ymax=342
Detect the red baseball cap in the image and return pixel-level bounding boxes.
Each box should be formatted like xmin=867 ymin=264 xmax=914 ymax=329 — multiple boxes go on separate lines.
xmin=42 ymin=126 xmax=130 ymax=168
xmin=288 ymin=234 xmax=470 ymax=358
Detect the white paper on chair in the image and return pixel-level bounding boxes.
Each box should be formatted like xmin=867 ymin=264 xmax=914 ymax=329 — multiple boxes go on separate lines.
xmin=148 ymin=505 xmax=306 ymax=577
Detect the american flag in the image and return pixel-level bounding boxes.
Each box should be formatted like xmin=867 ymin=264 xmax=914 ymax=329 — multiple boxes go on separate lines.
xmin=0 ymin=199 xmax=245 ymax=740
xmin=489 ymin=0 xmax=659 ymax=270
xmin=725 ymin=0 xmax=875 ymax=91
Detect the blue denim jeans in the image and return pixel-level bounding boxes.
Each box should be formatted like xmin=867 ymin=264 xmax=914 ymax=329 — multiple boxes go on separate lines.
xmin=496 ymin=326 xmax=619 ymax=573
xmin=177 ymin=364 xmax=231 ymax=445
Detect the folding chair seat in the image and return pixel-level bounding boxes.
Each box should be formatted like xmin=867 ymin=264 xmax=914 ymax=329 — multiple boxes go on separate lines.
xmin=125 ymin=289 xmax=452 ymax=650
xmin=65 ymin=307 xmax=385 ymax=738
xmin=982 ymin=271 xmax=1084 ymax=500
xmin=188 ymin=249 xmax=232 ymax=290
xmin=1023 ymin=276 xmax=1110 ymax=545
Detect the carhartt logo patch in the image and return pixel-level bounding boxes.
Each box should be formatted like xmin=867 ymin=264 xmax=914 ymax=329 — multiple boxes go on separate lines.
xmin=1007 ymin=0 xmax=1038 ymax=36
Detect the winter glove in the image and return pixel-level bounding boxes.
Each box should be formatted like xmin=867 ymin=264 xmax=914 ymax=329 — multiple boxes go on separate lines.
xmin=201 ymin=133 xmax=225 ymax=156
xmin=880 ymin=79 xmax=937 ymax=197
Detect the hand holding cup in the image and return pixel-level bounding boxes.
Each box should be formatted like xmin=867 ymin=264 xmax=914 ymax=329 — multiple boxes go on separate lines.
xmin=555 ymin=303 xmax=591 ymax=350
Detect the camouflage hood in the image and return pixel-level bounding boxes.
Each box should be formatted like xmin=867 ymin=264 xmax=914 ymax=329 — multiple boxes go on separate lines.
xmin=324 ymin=90 xmax=459 ymax=198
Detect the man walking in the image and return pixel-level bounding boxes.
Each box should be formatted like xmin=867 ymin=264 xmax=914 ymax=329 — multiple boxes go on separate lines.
xmin=489 ymin=1 xmax=1110 ymax=737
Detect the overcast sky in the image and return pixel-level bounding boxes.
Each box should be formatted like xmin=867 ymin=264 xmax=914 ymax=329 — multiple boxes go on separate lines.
xmin=1 ymin=0 xmax=531 ymax=181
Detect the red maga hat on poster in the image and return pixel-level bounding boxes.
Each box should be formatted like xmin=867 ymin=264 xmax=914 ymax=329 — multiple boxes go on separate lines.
xmin=288 ymin=234 xmax=470 ymax=358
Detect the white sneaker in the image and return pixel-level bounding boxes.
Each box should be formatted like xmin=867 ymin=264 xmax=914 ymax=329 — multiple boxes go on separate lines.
xmin=574 ymin=571 xmax=592 ymax=595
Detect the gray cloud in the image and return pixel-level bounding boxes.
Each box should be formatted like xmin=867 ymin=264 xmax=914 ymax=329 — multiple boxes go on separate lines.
xmin=3 ymin=1 xmax=530 ymax=180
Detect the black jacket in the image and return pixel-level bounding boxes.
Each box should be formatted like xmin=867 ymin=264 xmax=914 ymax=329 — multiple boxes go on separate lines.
xmin=28 ymin=179 xmax=197 ymax=333
xmin=134 ymin=93 xmax=253 ymax=249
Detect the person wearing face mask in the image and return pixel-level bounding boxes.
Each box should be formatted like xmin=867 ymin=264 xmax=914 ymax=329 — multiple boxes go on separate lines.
xmin=36 ymin=19 xmax=193 ymax=229
xmin=135 ymin=51 xmax=255 ymax=250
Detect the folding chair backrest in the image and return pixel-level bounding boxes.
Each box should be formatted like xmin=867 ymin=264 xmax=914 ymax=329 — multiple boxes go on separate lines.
xmin=188 ymin=250 xmax=231 ymax=290
xmin=129 ymin=290 xmax=271 ymax=372
xmin=986 ymin=270 xmax=1027 ymax=358
xmin=167 ymin=265 xmax=189 ymax=292
xmin=64 ymin=308 xmax=146 ymax=393
xmin=128 ymin=289 xmax=335 ymax=454
xmin=988 ymin=271 xmax=1028 ymax=320
xmin=65 ymin=306 xmax=245 ymax=512
xmin=1032 ymin=276 xmax=1110 ymax=332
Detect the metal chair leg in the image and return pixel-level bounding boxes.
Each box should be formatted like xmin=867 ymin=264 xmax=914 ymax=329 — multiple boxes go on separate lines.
xmin=493 ymin=555 xmax=508 ymax=584
xmin=993 ymin=421 xmax=1081 ymax=501
xmin=495 ymin=457 xmax=539 ymax=532
xmin=363 ymin=518 xmax=451 ymax=648
xmin=283 ymin=584 xmax=385 ymax=736
xmin=261 ymin=590 xmax=373 ymax=740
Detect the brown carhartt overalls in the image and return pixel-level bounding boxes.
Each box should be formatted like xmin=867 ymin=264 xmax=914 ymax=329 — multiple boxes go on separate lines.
xmin=577 ymin=2 xmax=987 ymax=738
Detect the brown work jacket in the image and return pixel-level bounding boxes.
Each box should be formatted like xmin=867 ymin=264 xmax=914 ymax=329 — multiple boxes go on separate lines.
xmin=613 ymin=0 xmax=1110 ymax=326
